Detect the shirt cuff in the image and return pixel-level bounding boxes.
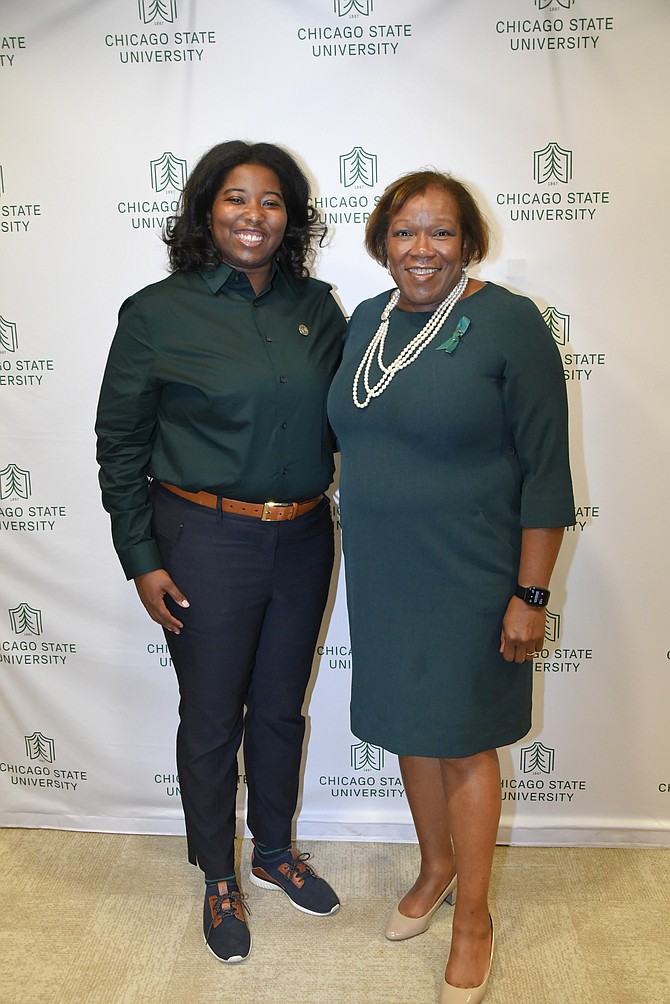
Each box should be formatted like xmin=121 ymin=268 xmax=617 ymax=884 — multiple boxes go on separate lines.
xmin=118 ymin=540 xmax=164 ymax=580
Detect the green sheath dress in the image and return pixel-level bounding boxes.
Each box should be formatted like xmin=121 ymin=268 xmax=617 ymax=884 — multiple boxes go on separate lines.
xmin=327 ymin=282 xmax=574 ymax=758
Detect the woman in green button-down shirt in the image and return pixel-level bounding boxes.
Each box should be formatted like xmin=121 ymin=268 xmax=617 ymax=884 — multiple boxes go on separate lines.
xmin=96 ymin=141 xmax=346 ymax=964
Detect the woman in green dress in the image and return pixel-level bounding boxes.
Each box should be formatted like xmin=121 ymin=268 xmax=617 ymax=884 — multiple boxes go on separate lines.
xmin=327 ymin=171 xmax=574 ymax=1004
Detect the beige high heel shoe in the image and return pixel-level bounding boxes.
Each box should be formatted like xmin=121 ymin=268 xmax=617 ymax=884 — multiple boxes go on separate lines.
xmin=439 ymin=915 xmax=494 ymax=1004
xmin=385 ymin=874 xmax=457 ymax=941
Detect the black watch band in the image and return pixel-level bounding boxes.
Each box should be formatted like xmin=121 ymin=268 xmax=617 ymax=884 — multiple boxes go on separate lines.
xmin=515 ymin=584 xmax=550 ymax=607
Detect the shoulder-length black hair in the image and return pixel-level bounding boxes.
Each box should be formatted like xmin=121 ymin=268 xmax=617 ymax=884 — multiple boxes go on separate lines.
xmin=163 ymin=140 xmax=326 ymax=279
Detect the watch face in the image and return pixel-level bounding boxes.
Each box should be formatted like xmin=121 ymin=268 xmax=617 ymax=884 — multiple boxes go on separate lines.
xmin=517 ymin=585 xmax=549 ymax=606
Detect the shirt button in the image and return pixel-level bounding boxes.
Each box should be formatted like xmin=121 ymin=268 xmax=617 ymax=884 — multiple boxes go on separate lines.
xmin=266 ymin=336 xmax=272 ymax=343
xmin=281 ymin=422 xmax=288 ymax=429
xmin=279 ymin=376 xmax=286 ymax=384
xmin=282 ymin=468 xmax=288 ymax=475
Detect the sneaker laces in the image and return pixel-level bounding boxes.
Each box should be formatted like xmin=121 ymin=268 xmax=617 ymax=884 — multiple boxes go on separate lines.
xmin=285 ymin=852 xmax=318 ymax=882
xmin=210 ymin=887 xmax=251 ymax=923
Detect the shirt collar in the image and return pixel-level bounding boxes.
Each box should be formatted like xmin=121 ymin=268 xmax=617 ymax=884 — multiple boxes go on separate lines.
xmin=199 ymin=259 xmax=301 ymax=299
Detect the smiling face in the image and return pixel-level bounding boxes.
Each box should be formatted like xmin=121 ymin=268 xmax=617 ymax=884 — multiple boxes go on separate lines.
xmin=209 ymin=163 xmax=288 ymax=292
xmin=386 ymin=187 xmax=466 ymax=312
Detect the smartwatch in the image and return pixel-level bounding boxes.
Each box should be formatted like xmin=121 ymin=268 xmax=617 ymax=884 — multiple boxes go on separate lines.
xmin=515 ymin=584 xmax=550 ymax=607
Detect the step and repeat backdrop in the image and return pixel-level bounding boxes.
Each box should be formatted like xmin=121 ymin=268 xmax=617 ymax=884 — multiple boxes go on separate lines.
xmin=1 ymin=0 xmax=669 ymax=847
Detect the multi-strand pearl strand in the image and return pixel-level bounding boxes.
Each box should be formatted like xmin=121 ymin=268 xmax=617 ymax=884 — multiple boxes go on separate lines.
xmin=352 ymin=271 xmax=469 ymax=409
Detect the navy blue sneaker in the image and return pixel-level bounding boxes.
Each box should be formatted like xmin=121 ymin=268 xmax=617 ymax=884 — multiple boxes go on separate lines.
xmin=203 ymin=880 xmax=251 ymax=963
xmin=250 ymin=848 xmax=340 ymax=916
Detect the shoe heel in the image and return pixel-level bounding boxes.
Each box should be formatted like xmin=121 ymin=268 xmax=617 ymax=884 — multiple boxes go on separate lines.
xmin=445 ymin=887 xmax=457 ymax=906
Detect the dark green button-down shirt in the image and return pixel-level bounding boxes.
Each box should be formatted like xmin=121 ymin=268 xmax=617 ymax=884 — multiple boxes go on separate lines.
xmin=96 ymin=262 xmax=346 ymax=579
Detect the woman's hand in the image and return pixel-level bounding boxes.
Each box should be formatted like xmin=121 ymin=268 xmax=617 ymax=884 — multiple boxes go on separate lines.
xmin=499 ymin=596 xmax=545 ymax=664
xmin=134 ymin=569 xmax=189 ymax=634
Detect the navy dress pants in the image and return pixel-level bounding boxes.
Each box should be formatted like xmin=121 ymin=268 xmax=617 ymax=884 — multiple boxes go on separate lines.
xmin=152 ymin=486 xmax=334 ymax=877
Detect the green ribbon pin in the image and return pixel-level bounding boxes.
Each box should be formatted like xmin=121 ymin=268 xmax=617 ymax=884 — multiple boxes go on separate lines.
xmin=436 ymin=315 xmax=470 ymax=354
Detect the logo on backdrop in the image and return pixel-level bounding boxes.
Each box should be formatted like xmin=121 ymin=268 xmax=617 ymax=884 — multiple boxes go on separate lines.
xmin=9 ymin=603 xmax=42 ymax=636
xmin=339 ymin=147 xmax=378 ymax=189
xmin=154 ymin=772 xmax=180 ymax=797
xmin=501 ymin=742 xmax=588 ymax=804
xmin=542 ymin=305 xmax=570 ymax=347
xmin=0 ymin=733 xmax=88 ymax=792
xmin=140 ymin=0 xmax=177 ymax=24
xmin=534 ymin=142 xmax=573 ymax=185
xmin=117 ymin=152 xmax=187 ymax=232
xmin=0 ymin=167 xmax=42 ymax=233
xmin=0 ymin=465 xmax=68 ymax=533
xmin=150 ymin=151 xmax=188 ymax=193
xmin=311 ymin=148 xmax=382 ymax=228
xmin=25 ymin=731 xmax=55 ymax=763
xmin=351 ymin=741 xmax=384 ymax=771
xmin=0 ymin=464 xmax=30 ymax=500
xmin=316 ymin=643 xmax=351 ymax=671
xmin=531 ymin=612 xmax=594 ymax=675
xmin=103 ymin=3 xmax=217 ymax=64
xmin=497 ymin=144 xmax=612 ymax=223
xmin=568 ymin=504 xmax=600 ymax=535
xmin=545 ymin=610 xmax=560 ymax=644
xmin=147 ymin=639 xmax=173 ymax=668
xmin=494 ymin=7 xmax=614 ymax=52
xmin=296 ymin=3 xmax=413 ymax=59
xmin=320 ymin=742 xmax=405 ymax=800
xmin=1 ymin=604 xmax=78 ymax=667
xmin=521 ymin=741 xmax=554 ymax=773
xmin=540 ymin=303 xmax=606 ymax=384
xmin=335 ymin=0 xmax=373 ymax=14
xmin=0 ymin=315 xmax=18 ymax=352
xmin=0 ymin=314 xmax=55 ymax=390
xmin=153 ymin=766 xmax=243 ymax=799
xmin=0 ymin=35 xmax=27 ymax=68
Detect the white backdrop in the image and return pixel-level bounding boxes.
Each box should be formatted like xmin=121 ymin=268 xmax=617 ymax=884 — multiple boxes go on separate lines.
xmin=1 ymin=0 xmax=669 ymax=848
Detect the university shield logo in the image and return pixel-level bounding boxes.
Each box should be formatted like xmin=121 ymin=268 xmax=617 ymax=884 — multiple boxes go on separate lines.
xmin=139 ymin=0 xmax=177 ymax=25
xmin=534 ymin=142 xmax=573 ymax=185
xmin=544 ymin=610 xmax=561 ymax=644
xmin=334 ymin=0 xmax=374 ymax=15
xmin=9 ymin=603 xmax=43 ymax=636
xmin=0 ymin=315 xmax=18 ymax=353
xmin=520 ymin=742 xmax=555 ymax=774
xmin=25 ymin=732 xmax=55 ymax=763
xmin=0 ymin=464 xmax=31 ymax=500
xmin=536 ymin=0 xmax=573 ymax=9
xmin=542 ymin=305 xmax=570 ymax=346
xmin=339 ymin=147 xmax=378 ymax=188
xmin=150 ymin=152 xmax=188 ymax=193
xmin=351 ymin=741 xmax=384 ymax=771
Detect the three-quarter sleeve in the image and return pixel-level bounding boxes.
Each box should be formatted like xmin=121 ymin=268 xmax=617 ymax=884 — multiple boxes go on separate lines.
xmin=501 ymin=296 xmax=575 ymax=528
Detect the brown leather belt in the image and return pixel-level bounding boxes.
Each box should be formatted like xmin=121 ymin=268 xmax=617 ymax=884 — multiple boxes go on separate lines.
xmin=160 ymin=482 xmax=323 ymax=521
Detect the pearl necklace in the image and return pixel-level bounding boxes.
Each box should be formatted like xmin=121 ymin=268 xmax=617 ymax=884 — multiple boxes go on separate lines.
xmin=352 ymin=271 xmax=469 ymax=409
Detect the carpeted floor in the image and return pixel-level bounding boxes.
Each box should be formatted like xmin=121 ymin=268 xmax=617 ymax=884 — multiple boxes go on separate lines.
xmin=0 ymin=828 xmax=667 ymax=1003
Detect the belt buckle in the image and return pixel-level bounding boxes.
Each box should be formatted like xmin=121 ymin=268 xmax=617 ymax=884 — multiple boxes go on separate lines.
xmin=261 ymin=501 xmax=298 ymax=521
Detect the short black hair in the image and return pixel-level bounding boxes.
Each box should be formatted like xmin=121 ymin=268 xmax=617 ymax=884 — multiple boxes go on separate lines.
xmin=365 ymin=169 xmax=490 ymax=268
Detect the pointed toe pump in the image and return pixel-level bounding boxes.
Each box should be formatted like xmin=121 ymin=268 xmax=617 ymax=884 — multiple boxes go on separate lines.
xmin=385 ymin=874 xmax=457 ymax=941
